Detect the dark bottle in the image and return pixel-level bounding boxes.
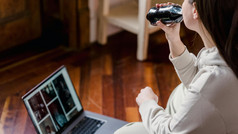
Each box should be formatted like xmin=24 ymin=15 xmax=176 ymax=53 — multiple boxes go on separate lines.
xmin=146 ymin=5 xmax=183 ymax=26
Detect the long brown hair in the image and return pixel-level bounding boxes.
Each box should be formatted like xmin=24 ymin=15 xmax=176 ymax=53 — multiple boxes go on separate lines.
xmin=190 ymin=0 xmax=238 ymax=78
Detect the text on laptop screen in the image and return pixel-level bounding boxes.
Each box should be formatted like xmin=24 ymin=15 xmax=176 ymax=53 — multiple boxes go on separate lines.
xmin=22 ymin=67 xmax=82 ymax=134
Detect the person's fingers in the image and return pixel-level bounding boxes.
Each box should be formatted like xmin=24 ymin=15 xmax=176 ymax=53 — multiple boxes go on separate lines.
xmin=176 ymin=3 xmax=182 ymax=6
xmin=156 ymin=21 xmax=169 ymax=32
xmin=142 ymin=86 xmax=152 ymax=92
xmin=145 ymin=86 xmax=151 ymax=90
xmin=156 ymin=3 xmax=169 ymax=8
xmin=135 ymin=96 xmax=140 ymax=105
xmin=156 ymin=3 xmax=164 ymax=8
xmin=156 ymin=4 xmax=160 ymax=8
xmin=169 ymin=22 xmax=176 ymax=27
xmin=140 ymin=89 xmax=144 ymax=93
xmin=165 ymin=22 xmax=176 ymax=27
xmin=155 ymin=95 xmax=159 ymax=103
xmin=167 ymin=2 xmax=172 ymax=5
xmin=157 ymin=2 xmax=180 ymax=8
xmin=140 ymin=89 xmax=146 ymax=93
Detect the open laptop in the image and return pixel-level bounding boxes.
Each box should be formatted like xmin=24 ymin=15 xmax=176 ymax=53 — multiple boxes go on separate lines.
xmin=22 ymin=65 xmax=127 ymax=134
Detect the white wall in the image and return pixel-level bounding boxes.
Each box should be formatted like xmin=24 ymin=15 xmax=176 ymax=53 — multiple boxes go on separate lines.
xmin=88 ymin=0 xmax=129 ymax=43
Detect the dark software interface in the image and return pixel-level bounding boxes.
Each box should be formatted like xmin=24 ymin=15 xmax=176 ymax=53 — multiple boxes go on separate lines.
xmin=23 ymin=67 xmax=82 ymax=134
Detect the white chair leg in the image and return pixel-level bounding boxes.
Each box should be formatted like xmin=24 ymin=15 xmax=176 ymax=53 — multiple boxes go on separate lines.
xmin=137 ymin=0 xmax=151 ymax=61
xmin=97 ymin=0 xmax=110 ymax=45
xmin=137 ymin=32 xmax=149 ymax=61
xmin=97 ymin=17 xmax=108 ymax=45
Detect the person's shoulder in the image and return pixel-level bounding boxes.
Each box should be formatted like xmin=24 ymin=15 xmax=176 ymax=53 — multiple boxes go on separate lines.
xmin=198 ymin=66 xmax=238 ymax=109
xmin=210 ymin=65 xmax=237 ymax=82
xmin=189 ymin=66 xmax=237 ymax=93
xmin=212 ymin=66 xmax=238 ymax=87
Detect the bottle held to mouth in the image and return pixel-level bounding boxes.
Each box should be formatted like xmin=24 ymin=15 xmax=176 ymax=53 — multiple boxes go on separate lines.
xmin=146 ymin=5 xmax=183 ymax=26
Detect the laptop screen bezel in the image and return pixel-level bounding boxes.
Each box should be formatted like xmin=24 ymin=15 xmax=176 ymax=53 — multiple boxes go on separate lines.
xmin=22 ymin=65 xmax=84 ymax=134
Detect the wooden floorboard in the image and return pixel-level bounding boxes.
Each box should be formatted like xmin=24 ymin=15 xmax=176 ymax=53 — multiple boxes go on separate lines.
xmin=0 ymin=28 xmax=201 ymax=133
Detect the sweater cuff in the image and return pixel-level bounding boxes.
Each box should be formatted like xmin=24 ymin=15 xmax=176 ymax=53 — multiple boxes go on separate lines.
xmin=139 ymin=100 xmax=163 ymax=116
xmin=169 ymin=48 xmax=194 ymax=70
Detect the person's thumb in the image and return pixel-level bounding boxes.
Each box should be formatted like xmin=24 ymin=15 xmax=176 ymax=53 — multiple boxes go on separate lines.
xmin=156 ymin=21 xmax=168 ymax=32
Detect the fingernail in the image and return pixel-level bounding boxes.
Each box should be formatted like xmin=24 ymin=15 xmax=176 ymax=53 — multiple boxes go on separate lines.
xmin=156 ymin=21 xmax=161 ymax=25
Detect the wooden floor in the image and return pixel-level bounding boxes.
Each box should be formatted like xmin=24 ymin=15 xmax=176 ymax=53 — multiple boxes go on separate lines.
xmin=0 ymin=28 xmax=200 ymax=134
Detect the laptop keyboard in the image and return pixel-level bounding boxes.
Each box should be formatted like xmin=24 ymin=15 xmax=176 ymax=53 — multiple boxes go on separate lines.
xmin=70 ymin=116 xmax=105 ymax=134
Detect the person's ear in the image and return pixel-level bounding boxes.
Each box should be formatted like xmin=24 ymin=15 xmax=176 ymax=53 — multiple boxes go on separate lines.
xmin=192 ymin=2 xmax=199 ymax=19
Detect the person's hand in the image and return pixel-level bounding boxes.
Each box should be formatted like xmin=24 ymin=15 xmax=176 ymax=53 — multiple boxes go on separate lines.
xmin=136 ymin=87 xmax=159 ymax=106
xmin=154 ymin=2 xmax=185 ymax=58
xmin=155 ymin=2 xmax=181 ymax=43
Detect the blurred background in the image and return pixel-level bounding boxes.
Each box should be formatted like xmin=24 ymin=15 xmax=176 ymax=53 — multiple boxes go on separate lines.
xmin=0 ymin=0 xmax=204 ymax=134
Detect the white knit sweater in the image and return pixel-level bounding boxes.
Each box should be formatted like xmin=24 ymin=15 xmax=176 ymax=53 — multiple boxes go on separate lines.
xmin=139 ymin=47 xmax=238 ymax=134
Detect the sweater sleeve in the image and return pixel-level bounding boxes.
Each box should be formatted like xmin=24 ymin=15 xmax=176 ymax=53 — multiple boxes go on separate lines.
xmin=139 ymin=71 xmax=226 ymax=134
xmin=169 ymin=48 xmax=198 ymax=88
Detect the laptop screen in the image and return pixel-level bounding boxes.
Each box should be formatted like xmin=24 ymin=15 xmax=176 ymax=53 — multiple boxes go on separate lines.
xmin=22 ymin=66 xmax=83 ymax=134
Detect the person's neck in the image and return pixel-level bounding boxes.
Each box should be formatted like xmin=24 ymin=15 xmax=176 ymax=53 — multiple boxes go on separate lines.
xmin=198 ymin=23 xmax=216 ymax=49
